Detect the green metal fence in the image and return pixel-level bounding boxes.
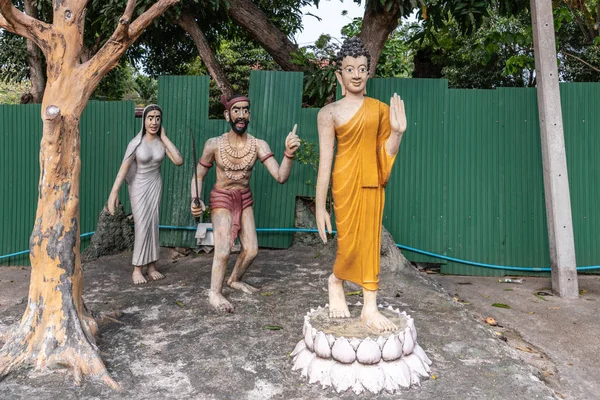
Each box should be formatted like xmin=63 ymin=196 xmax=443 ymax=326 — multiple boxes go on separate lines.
xmin=2 ymin=73 xmax=600 ymax=275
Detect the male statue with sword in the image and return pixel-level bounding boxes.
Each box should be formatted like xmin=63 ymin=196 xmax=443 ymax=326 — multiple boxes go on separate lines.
xmin=191 ymin=94 xmax=300 ymax=312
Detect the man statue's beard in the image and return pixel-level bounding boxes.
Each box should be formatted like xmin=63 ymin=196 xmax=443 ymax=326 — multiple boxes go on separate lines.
xmin=230 ymin=117 xmax=249 ymax=135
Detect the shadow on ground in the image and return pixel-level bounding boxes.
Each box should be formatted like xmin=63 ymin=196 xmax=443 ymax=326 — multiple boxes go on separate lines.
xmin=0 ymin=244 xmax=560 ymax=399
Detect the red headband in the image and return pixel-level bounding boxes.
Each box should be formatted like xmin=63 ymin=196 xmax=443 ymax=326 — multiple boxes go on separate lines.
xmin=220 ymin=95 xmax=250 ymax=112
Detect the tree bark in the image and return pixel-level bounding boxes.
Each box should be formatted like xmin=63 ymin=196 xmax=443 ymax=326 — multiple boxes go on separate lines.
xmin=23 ymin=0 xmax=45 ymax=103
xmin=176 ymin=12 xmax=233 ymax=99
xmin=360 ymin=2 xmax=402 ymax=76
xmin=0 ymin=0 xmax=179 ymax=388
xmin=227 ymin=0 xmax=303 ymax=72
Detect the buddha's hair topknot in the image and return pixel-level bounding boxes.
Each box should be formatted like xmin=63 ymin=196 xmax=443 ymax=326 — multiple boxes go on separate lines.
xmin=335 ymin=37 xmax=371 ymax=70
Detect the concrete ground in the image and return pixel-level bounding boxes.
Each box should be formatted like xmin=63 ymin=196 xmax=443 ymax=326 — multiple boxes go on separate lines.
xmin=433 ymin=273 xmax=600 ymax=400
xmin=0 ymin=243 xmax=591 ymax=399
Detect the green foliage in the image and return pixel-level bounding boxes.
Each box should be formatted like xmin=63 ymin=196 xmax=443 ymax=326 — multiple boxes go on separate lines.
xmin=295 ymin=138 xmax=319 ymax=173
xmin=410 ymin=2 xmax=600 ymax=87
xmin=186 ymin=39 xmax=280 ymax=118
xmin=296 ymin=17 xmax=413 ymax=107
xmin=91 ymin=61 xmax=134 ymax=101
xmin=0 ymin=80 xmax=31 ymax=104
xmin=0 ymin=33 xmax=28 ymax=83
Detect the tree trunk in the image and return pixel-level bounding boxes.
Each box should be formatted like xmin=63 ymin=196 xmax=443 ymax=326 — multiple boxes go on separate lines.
xmin=227 ymin=0 xmax=303 ymax=72
xmin=24 ymin=0 xmax=45 ymax=102
xmin=360 ymin=3 xmax=402 ymax=76
xmin=176 ymin=12 xmax=233 ymax=99
xmin=0 ymin=0 xmax=178 ymax=388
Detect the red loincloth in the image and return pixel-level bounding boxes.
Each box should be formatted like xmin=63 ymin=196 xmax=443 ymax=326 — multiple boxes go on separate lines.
xmin=210 ymin=187 xmax=254 ymax=247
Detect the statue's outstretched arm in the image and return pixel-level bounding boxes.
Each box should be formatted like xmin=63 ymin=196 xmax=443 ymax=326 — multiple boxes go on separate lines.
xmin=315 ymin=107 xmax=335 ymax=244
xmin=260 ymin=124 xmax=300 ymax=184
xmin=385 ymin=93 xmax=407 ymax=157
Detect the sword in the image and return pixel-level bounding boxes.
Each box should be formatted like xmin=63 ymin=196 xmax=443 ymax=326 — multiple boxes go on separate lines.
xmin=191 ymin=130 xmax=201 ymax=224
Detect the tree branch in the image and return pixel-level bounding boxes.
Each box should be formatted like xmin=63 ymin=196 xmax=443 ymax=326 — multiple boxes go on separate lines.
xmin=128 ymin=0 xmax=178 ymax=40
xmin=176 ymin=12 xmax=233 ymax=99
xmin=83 ymin=0 xmax=178 ymax=89
xmin=113 ymin=0 xmax=138 ymax=42
xmin=564 ymin=51 xmax=600 ymax=73
xmin=0 ymin=0 xmax=51 ymax=52
xmin=227 ymin=0 xmax=303 ymax=71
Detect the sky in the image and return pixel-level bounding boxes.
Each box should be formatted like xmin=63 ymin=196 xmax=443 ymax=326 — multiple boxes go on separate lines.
xmin=294 ymin=1 xmax=365 ymax=46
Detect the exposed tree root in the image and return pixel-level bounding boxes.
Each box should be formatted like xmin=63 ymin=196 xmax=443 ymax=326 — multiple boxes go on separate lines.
xmin=0 ymin=305 xmax=120 ymax=390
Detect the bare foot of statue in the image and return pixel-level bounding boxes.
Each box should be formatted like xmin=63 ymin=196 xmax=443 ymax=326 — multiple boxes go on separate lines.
xmin=147 ymin=263 xmax=165 ymax=281
xmin=361 ymin=289 xmax=398 ymax=333
xmin=328 ymin=274 xmax=351 ymax=318
xmin=209 ymin=291 xmax=234 ymax=313
xmin=132 ymin=266 xmax=147 ymax=285
xmin=228 ymin=280 xmax=260 ymax=294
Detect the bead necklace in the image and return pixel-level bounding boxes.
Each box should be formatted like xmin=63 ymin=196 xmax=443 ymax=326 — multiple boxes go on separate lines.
xmin=219 ymin=133 xmax=257 ymax=181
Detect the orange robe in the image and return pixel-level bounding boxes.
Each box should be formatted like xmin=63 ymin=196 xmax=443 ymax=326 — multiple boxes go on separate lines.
xmin=332 ymin=97 xmax=397 ymax=291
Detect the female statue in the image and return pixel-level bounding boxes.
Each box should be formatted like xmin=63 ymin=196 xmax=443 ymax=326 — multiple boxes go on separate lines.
xmin=107 ymin=104 xmax=183 ymax=284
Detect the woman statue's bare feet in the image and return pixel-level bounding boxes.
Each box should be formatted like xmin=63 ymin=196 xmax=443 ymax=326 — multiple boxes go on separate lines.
xmin=132 ymin=266 xmax=147 ymax=285
xmin=147 ymin=263 xmax=165 ymax=281
xmin=328 ymin=274 xmax=351 ymax=318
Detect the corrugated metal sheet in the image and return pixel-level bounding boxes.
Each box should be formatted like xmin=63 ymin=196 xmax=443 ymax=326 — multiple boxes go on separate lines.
xmin=0 ymin=104 xmax=41 ymax=266
xmin=0 ymin=101 xmax=136 ymax=266
xmin=3 ymin=75 xmax=600 ymax=276
xmin=158 ymin=75 xmax=211 ymax=247
xmin=444 ymin=89 xmax=504 ymax=276
xmin=364 ymin=79 xmax=449 ymax=265
xmin=247 ymin=71 xmax=304 ymax=248
xmin=80 ymin=101 xmax=136 ymax=249
xmin=562 ymin=83 xmax=600 ymax=270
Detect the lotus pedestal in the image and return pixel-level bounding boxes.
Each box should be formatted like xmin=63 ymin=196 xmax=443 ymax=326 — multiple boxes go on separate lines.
xmin=291 ymin=305 xmax=432 ymax=395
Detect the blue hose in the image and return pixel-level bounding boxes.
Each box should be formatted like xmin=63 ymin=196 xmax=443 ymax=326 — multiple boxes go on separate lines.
xmin=2 ymin=226 xmax=599 ymax=272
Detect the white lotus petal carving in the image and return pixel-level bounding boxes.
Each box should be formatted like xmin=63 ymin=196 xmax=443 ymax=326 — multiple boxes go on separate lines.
xmin=404 ymin=354 xmax=429 ymax=378
xmin=402 ymin=327 xmax=415 ymax=355
xmin=331 ymin=337 xmax=356 ymax=364
xmin=408 ymin=317 xmax=417 ymax=342
xmin=349 ymin=338 xmax=361 ymax=351
xmin=376 ymin=335 xmax=386 ymax=350
xmin=291 ymin=305 xmax=431 ymax=394
xmin=314 ymin=331 xmax=332 ymax=359
xmin=292 ymin=348 xmax=315 ymax=377
xmin=331 ymin=362 xmax=356 ymax=393
xmin=413 ymin=344 xmax=432 ymax=366
xmin=291 ymin=340 xmax=307 ymax=357
xmin=304 ymin=325 xmax=314 ymax=351
xmin=326 ymin=334 xmax=336 ymax=347
xmin=381 ymin=335 xmax=403 ymax=361
xmin=356 ymin=337 xmax=382 ymax=364
xmin=307 ymin=357 xmax=334 ymax=387
xmin=358 ymin=364 xmax=385 ymax=394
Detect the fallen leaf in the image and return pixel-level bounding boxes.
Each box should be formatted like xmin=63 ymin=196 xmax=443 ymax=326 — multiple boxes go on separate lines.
xmin=485 ymin=317 xmax=498 ymax=326
xmin=260 ymin=291 xmax=275 ymax=297
xmin=504 ymin=288 xmax=513 ymax=291
xmin=175 ymin=300 xmax=185 ymax=307
xmin=346 ymin=291 xmax=362 ymax=296
xmin=515 ymin=346 xmax=536 ymax=353
xmin=529 ymin=311 xmax=535 ymax=315
xmin=579 ymin=289 xmax=588 ymax=295
xmin=548 ymin=306 xmax=560 ymax=310
xmin=533 ymin=293 xmax=548 ymax=302
xmin=431 ymin=374 xmax=437 ymax=380
xmin=492 ymin=303 xmax=511 ymax=309
xmin=263 ymin=325 xmax=283 ymax=330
